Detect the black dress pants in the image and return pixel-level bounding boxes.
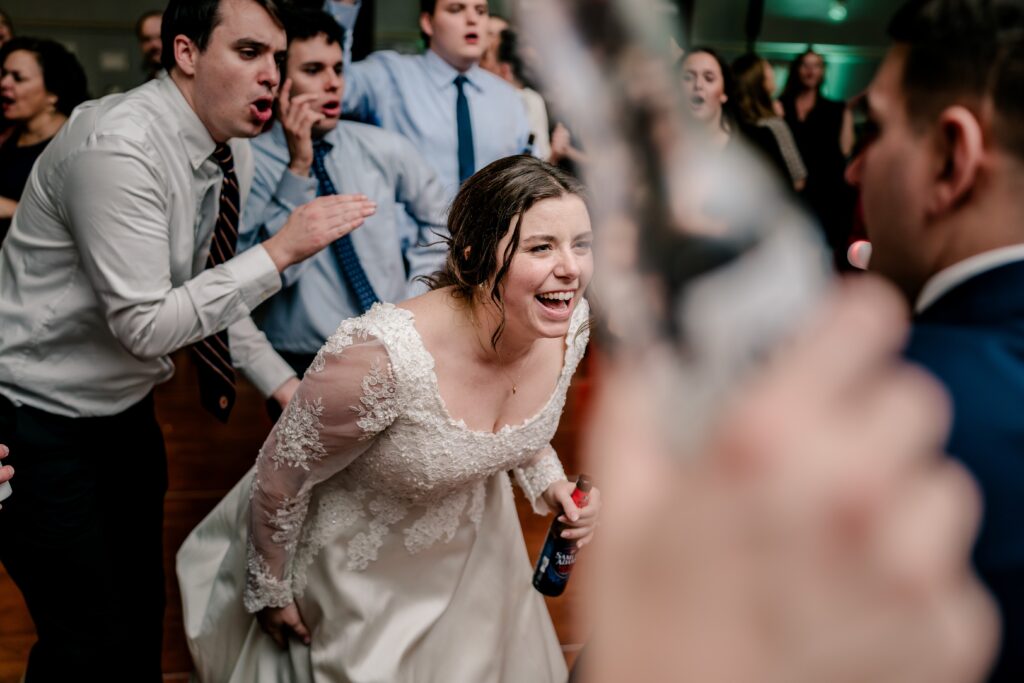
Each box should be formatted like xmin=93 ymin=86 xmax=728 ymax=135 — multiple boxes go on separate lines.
xmin=0 ymin=393 xmax=167 ymax=682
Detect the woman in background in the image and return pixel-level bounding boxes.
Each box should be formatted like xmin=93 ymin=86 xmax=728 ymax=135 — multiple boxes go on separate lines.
xmin=679 ymin=47 xmax=734 ymax=150
xmin=732 ymin=53 xmax=807 ymax=192
xmin=0 ymin=37 xmax=87 ymax=242
xmin=779 ymin=47 xmax=856 ymax=267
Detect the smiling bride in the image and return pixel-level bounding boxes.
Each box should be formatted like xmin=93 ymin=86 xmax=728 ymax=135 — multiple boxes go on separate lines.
xmin=176 ymin=154 xmax=601 ymax=682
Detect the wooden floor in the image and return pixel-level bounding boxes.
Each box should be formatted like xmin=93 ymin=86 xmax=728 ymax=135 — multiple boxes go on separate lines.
xmin=0 ymin=350 xmax=594 ymax=681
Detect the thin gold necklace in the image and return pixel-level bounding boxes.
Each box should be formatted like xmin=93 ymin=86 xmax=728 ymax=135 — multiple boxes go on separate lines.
xmin=468 ymin=303 xmax=528 ymax=395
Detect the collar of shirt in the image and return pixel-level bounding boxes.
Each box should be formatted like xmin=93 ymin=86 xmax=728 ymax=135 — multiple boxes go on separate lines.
xmin=423 ymin=48 xmax=485 ymax=93
xmin=157 ymin=74 xmax=219 ymax=171
xmin=915 ymin=242 xmax=1024 ymax=313
xmin=268 ymin=120 xmax=344 ymax=155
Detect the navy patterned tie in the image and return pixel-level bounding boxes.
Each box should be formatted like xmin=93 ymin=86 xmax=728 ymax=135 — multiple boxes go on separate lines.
xmin=454 ymin=75 xmax=475 ymax=184
xmin=312 ymin=140 xmax=379 ymax=313
xmin=192 ymin=143 xmax=238 ymax=422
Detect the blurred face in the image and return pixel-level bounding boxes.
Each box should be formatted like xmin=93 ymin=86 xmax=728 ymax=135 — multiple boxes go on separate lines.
xmin=681 ymin=51 xmax=726 ymax=125
xmin=0 ymin=50 xmax=57 ymax=123
xmin=798 ymin=52 xmax=825 ymax=91
xmin=139 ymin=15 xmax=162 ymax=70
xmin=420 ymin=0 xmax=488 ymax=72
xmin=480 ymin=15 xmax=508 ymax=74
xmin=845 ymin=46 xmax=933 ymax=298
xmin=0 ymin=18 xmax=11 ymax=47
xmin=286 ymin=33 xmax=343 ymax=136
xmin=762 ymin=59 xmax=777 ymax=97
xmin=496 ymin=194 xmax=594 ymax=340
xmin=183 ymin=0 xmax=285 ymax=141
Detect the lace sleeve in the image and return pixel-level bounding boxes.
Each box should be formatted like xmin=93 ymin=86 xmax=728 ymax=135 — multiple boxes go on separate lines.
xmin=244 ymin=331 xmax=401 ymax=612
xmin=513 ymin=445 xmax=568 ymax=515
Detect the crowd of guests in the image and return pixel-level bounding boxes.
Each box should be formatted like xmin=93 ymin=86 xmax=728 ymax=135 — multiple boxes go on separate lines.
xmin=0 ymin=0 xmax=1022 ymax=682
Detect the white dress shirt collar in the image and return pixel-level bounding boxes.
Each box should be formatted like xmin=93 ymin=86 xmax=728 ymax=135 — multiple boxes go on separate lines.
xmin=157 ymin=74 xmax=218 ymax=171
xmin=915 ymin=243 xmax=1024 ymax=313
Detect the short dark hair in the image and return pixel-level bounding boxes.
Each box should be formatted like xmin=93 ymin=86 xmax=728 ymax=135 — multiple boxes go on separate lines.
xmin=0 ymin=8 xmax=13 ymax=35
xmin=496 ymin=28 xmax=526 ymax=85
xmin=283 ymin=8 xmax=346 ymax=51
xmin=135 ymin=9 xmax=162 ymax=40
xmin=161 ymin=0 xmax=284 ymax=72
xmin=426 ymin=155 xmax=587 ymax=347
xmin=0 ymin=37 xmax=88 ymax=116
xmin=420 ymin=0 xmax=436 ymax=47
xmin=888 ymin=0 xmax=1024 ymax=158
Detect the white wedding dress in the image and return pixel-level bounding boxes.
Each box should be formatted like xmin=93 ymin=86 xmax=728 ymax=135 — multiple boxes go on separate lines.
xmin=177 ymin=300 xmax=589 ymax=682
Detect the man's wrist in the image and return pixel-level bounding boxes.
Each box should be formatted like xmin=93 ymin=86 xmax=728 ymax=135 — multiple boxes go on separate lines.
xmin=288 ymin=160 xmax=312 ymax=177
xmin=261 ymin=236 xmax=294 ymax=273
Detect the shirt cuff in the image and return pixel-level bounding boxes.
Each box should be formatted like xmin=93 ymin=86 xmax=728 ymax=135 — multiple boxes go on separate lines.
xmin=223 ymin=245 xmax=282 ymax=311
xmin=275 ymin=168 xmax=318 ymax=213
xmin=513 ymin=448 xmax=567 ymax=515
xmin=244 ymin=349 xmax=296 ymax=399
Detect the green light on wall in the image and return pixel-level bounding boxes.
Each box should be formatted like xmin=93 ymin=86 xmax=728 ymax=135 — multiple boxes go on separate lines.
xmin=828 ymin=0 xmax=849 ymax=22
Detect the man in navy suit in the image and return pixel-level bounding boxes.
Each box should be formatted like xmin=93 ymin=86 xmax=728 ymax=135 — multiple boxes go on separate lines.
xmin=847 ymin=1 xmax=1024 ymax=679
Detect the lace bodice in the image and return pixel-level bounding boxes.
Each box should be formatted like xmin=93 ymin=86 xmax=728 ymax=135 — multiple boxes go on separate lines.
xmin=245 ymin=300 xmax=590 ymax=612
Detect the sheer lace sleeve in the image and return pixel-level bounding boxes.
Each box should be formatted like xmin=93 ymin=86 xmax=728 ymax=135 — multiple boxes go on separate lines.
xmin=244 ymin=331 xmax=401 ymax=612
xmin=513 ymin=445 xmax=568 ymax=515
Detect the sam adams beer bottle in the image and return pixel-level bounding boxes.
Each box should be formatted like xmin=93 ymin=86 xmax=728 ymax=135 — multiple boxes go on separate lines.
xmin=533 ymin=474 xmax=592 ymax=596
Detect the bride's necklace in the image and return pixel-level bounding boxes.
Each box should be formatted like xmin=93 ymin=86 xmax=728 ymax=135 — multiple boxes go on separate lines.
xmin=469 ymin=314 xmax=529 ymax=396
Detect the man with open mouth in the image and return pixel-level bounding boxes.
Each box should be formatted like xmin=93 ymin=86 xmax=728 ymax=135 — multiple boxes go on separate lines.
xmin=239 ymin=8 xmax=449 ymax=383
xmin=0 ymin=0 xmax=375 ymax=679
xmin=323 ymin=0 xmax=531 ymax=231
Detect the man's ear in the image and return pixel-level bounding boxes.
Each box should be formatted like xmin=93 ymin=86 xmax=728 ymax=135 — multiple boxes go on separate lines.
xmin=929 ymin=105 xmax=984 ymax=215
xmin=419 ymin=13 xmax=435 ymax=42
xmin=173 ymin=35 xmax=199 ymax=77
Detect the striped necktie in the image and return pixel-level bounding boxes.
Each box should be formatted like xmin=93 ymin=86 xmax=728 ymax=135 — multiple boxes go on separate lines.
xmin=311 ymin=140 xmax=379 ymax=313
xmin=192 ymin=142 xmax=238 ymax=422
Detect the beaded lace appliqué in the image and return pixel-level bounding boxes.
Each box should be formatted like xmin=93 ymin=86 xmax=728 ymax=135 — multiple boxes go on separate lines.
xmin=270 ymin=397 xmax=326 ymax=470
xmin=247 ymin=302 xmax=590 ymax=608
xmin=245 ymin=538 xmax=293 ymax=612
xmin=354 ymin=357 xmax=401 ymax=437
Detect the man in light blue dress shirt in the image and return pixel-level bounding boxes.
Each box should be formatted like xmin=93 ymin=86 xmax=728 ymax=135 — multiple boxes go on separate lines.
xmin=241 ymin=9 xmax=448 ymax=378
xmin=324 ymin=0 xmax=531 ymax=202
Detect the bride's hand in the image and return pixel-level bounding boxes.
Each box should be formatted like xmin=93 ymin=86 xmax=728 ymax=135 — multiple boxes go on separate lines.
xmin=543 ymin=479 xmax=601 ymax=548
xmin=257 ymin=602 xmax=311 ymax=648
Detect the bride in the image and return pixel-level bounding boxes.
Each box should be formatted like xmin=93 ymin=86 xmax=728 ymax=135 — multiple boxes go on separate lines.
xmin=177 ymin=155 xmax=600 ymax=682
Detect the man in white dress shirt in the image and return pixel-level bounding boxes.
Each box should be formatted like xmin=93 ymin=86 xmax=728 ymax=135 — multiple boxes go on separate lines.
xmin=0 ymin=0 xmax=374 ymax=679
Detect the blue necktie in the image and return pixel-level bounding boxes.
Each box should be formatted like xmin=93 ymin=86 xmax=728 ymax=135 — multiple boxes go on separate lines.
xmin=455 ymin=75 xmax=475 ymax=184
xmin=311 ymin=140 xmax=380 ymax=314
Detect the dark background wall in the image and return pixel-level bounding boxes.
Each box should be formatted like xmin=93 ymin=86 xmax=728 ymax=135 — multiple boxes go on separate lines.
xmin=1 ymin=0 xmax=888 ymax=100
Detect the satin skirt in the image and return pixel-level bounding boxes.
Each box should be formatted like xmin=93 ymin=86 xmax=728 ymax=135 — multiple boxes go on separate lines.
xmin=177 ymin=471 xmax=568 ymax=683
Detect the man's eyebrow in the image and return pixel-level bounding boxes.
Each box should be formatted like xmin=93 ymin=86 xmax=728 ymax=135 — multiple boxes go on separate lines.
xmin=233 ymin=38 xmax=270 ymax=51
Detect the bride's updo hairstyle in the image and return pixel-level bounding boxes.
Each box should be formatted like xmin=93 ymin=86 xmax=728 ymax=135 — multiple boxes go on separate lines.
xmin=427 ymin=154 xmax=586 ymax=346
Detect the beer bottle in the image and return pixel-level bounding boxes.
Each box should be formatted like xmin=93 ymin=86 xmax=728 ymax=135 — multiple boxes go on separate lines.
xmin=533 ymin=474 xmax=592 ymax=596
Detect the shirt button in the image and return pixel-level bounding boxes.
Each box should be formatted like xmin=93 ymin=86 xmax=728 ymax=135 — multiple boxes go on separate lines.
xmin=219 ymin=396 xmax=229 ymax=409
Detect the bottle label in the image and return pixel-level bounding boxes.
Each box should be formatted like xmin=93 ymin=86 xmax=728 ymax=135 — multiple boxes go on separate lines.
xmin=551 ymin=547 xmax=578 ymax=580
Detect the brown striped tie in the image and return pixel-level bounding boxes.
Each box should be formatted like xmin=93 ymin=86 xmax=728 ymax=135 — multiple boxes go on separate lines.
xmin=192 ymin=142 xmax=239 ymax=422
